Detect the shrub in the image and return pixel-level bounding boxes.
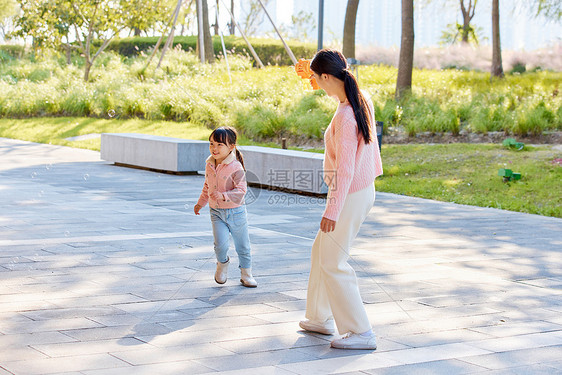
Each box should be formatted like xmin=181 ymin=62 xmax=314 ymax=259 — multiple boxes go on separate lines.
xmin=0 ymin=49 xmax=14 ymax=63
xmin=0 ymin=45 xmax=25 ymax=59
xmin=104 ymin=36 xmax=317 ymax=66
xmin=509 ymin=61 xmax=526 ymax=74
xmin=0 ymin=47 xmax=559 ymax=140
xmin=375 ymin=100 xmax=402 ymax=129
xmin=513 ymin=102 xmax=556 ymax=136
xmin=235 ymin=103 xmax=288 ymax=138
xmin=190 ymin=99 xmax=225 ymax=128
xmin=285 ymin=93 xmax=332 ymax=138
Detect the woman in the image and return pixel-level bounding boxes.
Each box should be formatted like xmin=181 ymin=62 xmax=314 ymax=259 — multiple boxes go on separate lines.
xmin=299 ymin=49 xmax=383 ymax=350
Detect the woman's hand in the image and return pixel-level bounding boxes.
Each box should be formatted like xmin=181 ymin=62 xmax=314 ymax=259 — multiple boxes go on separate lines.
xmin=320 ymin=217 xmax=336 ymax=232
xmin=193 ymin=204 xmax=202 ymax=215
xmin=210 ymin=191 xmax=224 ymax=201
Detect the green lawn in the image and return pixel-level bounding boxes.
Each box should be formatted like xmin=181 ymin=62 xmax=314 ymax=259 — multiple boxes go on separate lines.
xmin=1 ymin=117 xmax=560 ymax=218
xmin=376 ymin=143 xmax=561 ymax=218
xmin=0 ymin=117 xmax=211 ymax=150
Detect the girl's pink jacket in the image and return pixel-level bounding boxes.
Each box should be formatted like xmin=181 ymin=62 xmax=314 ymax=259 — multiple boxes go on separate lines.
xmin=197 ymin=151 xmax=247 ymax=209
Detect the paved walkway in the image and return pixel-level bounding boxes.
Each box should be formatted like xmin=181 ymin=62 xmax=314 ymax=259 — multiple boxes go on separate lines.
xmin=0 ymin=137 xmax=561 ymax=375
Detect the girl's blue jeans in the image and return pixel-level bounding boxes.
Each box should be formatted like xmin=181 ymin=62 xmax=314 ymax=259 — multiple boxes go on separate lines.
xmin=210 ymin=206 xmax=252 ymax=269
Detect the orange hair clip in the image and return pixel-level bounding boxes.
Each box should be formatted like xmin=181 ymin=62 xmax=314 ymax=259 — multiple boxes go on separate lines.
xmin=295 ymin=59 xmax=320 ymax=90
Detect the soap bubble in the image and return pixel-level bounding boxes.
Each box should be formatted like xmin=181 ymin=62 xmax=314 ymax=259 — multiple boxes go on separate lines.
xmin=108 ymin=109 xmax=116 ymax=118
xmin=83 ymin=174 xmax=90 ymax=181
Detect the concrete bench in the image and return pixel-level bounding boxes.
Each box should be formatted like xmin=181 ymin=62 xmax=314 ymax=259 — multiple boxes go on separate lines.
xmin=239 ymin=146 xmax=327 ymax=195
xmin=99 ymin=128 xmax=385 ymax=194
xmin=100 ymin=133 xmax=209 ymax=173
xmin=100 ymin=133 xmax=327 ymax=194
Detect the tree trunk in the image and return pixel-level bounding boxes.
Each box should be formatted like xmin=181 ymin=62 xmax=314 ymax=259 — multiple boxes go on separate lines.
xmin=214 ymin=0 xmax=219 ymax=36
xmin=395 ymin=0 xmax=414 ymax=100
xmin=491 ymin=0 xmax=504 ymax=78
xmin=460 ymin=0 xmax=477 ymax=44
xmin=134 ymin=27 xmax=141 ymax=36
xmin=197 ymin=0 xmax=215 ymax=63
xmin=84 ymin=60 xmax=92 ymax=81
xmin=65 ymin=36 xmax=71 ymax=65
xmin=461 ymin=14 xmax=470 ymax=43
xmin=230 ymin=0 xmax=235 ymax=35
xmin=342 ymin=0 xmax=360 ymax=59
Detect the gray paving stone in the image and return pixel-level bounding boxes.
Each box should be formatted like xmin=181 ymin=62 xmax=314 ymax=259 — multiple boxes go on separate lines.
xmin=198 ymin=366 xmax=296 ymax=375
xmin=361 ymin=359 xmax=488 ymax=374
xmin=2 ymin=353 xmax=130 ymax=375
xmin=80 ymin=361 xmax=216 ymax=375
xmin=61 ymin=323 xmax=173 ymax=341
xmin=277 ymin=352 xmax=402 ymax=374
xmin=109 ymin=343 xmax=235 ymax=365
xmin=387 ymin=328 xmax=496 ymax=348
xmin=469 ymin=364 xmax=562 ymax=375
xmin=213 ymin=333 xmax=329 ymax=354
xmin=31 ymin=337 xmax=145 ymax=357
xmin=1 ymin=138 xmax=561 ymax=374
xmin=192 ymin=348 xmax=318 ymax=371
xmin=460 ymin=345 xmax=562 ymax=371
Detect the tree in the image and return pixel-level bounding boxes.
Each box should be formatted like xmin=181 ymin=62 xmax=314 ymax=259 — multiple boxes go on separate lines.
xmin=13 ymin=0 xmax=74 ymax=57
xmin=229 ymin=0 xmax=234 ymax=35
xmin=529 ymin=0 xmax=561 ymax=20
xmin=342 ymin=0 xmax=359 ymax=59
xmin=491 ymin=0 xmax=503 ymax=78
xmin=0 ymin=0 xmax=17 ymax=40
xmin=459 ymin=0 xmax=477 ymax=43
xmin=439 ymin=22 xmax=485 ymax=45
xmin=240 ymin=0 xmax=270 ymax=37
xmin=288 ymin=10 xmax=315 ymax=42
xmin=196 ymin=0 xmax=214 ymax=63
xmin=125 ymin=0 xmax=171 ymax=37
xmin=396 ymin=0 xmax=414 ymax=100
xmin=14 ymin=0 xmax=168 ymax=80
xmin=0 ymin=0 xmax=16 ymax=19
xmin=419 ymin=0 xmax=480 ymax=45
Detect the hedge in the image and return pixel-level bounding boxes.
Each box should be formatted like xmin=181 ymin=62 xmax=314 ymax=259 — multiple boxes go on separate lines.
xmin=0 ymin=45 xmax=25 ymax=60
xmin=104 ymin=35 xmax=317 ymax=66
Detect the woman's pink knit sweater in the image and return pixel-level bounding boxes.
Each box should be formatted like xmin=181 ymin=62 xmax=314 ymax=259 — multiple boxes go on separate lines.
xmin=323 ymin=99 xmax=383 ymax=221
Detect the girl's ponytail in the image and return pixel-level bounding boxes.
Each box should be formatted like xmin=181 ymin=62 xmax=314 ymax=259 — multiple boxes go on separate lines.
xmin=235 ymin=147 xmax=245 ymax=171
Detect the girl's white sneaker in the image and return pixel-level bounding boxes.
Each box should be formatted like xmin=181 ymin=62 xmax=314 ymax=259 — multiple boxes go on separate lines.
xmin=330 ymin=333 xmax=377 ymax=350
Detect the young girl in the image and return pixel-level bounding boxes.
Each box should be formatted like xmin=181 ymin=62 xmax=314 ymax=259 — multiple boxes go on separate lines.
xmin=298 ymin=49 xmax=383 ymax=349
xmin=194 ymin=126 xmax=257 ymax=288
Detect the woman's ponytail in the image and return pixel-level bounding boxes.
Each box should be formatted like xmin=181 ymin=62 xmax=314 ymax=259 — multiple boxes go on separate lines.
xmin=343 ymin=70 xmax=372 ymax=144
xmin=311 ymin=49 xmax=373 ymax=144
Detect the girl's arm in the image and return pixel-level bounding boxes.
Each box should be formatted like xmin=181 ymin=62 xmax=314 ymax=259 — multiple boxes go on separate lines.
xmin=196 ymin=167 xmax=210 ymax=208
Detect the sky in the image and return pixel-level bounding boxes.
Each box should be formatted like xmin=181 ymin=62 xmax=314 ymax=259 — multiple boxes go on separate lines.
xmin=2 ymin=0 xmax=560 ymax=51
xmin=233 ymin=0 xmax=562 ymax=51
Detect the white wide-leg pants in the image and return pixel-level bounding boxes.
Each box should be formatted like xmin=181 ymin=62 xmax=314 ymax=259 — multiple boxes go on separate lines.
xmin=305 ymin=184 xmax=375 ymax=335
